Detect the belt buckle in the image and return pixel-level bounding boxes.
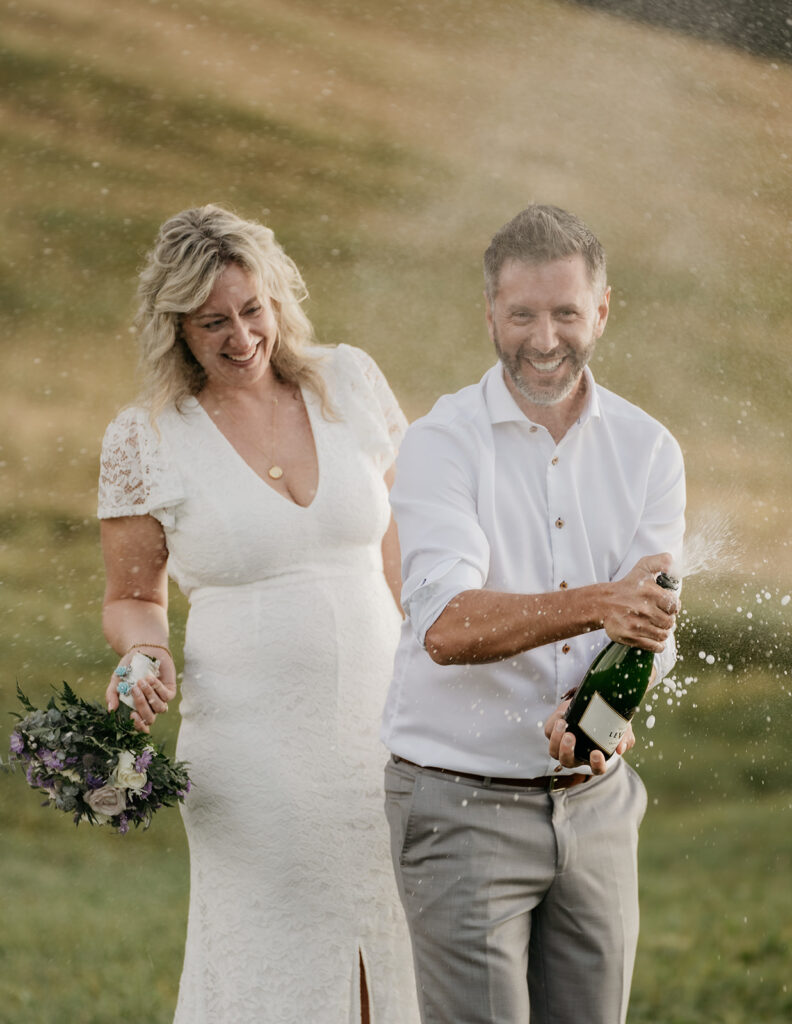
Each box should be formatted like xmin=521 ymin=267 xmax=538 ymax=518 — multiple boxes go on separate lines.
xmin=548 ymin=773 xmax=571 ymax=792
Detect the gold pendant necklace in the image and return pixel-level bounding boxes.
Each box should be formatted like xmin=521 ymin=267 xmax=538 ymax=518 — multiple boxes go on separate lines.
xmin=267 ymin=395 xmax=284 ymax=479
xmin=208 ymin=385 xmax=291 ymax=482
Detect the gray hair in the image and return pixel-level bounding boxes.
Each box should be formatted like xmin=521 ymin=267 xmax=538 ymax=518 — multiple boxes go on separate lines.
xmin=483 ymin=204 xmax=607 ymax=301
xmin=135 ymin=205 xmax=331 ymax=419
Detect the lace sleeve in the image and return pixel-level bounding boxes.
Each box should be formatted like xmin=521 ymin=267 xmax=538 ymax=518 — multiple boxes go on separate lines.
xmin=337 ymin=345 xmax=408 ymax=463
xmin=97 ymin=407 xmax=184 ymax=528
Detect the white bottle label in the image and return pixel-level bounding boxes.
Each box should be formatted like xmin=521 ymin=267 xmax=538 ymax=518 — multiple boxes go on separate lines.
xmin=577 ymin=691 xmax=631 ymax=755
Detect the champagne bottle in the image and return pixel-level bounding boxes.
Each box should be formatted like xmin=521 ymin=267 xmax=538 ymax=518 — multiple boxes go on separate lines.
xmin=563 ymin=572 xmax=680 ymax=762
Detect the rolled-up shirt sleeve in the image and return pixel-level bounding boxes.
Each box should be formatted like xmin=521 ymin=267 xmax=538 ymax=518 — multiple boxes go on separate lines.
xmin=613 ymin=428 xmax=687 ymax=685
xmin=391 ymin=419 xmax=491 ymax=647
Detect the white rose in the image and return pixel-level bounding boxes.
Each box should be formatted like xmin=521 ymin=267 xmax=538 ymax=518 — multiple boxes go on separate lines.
xmin=111 ymin=750 xmax=148 ymax=793
xmin=85 ymin=785 xmax=127 ymax=817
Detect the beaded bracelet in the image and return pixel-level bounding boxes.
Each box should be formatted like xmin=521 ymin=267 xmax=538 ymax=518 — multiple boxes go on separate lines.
xmin=124 ymin=642 xmax=174 ymax=662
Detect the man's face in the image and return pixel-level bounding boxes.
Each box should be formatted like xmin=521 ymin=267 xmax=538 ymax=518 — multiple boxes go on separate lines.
xmin=486 ymin=256 xmax=610 ymax=408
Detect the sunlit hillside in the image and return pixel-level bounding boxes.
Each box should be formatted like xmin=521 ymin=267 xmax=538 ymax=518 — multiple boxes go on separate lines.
xmin=1 ymin=0 xmax=791 ymax=650
xmin=2 ymin=4 xmax=792 ymax=1022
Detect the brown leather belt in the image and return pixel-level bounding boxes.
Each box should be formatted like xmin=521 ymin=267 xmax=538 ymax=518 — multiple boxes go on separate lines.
xmin=393 ymin=756 xmax=590 ymax=792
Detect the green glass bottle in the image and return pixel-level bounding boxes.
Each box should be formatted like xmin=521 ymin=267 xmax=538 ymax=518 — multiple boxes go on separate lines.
xmin=563 ymin=572 xmax=680 ymax=762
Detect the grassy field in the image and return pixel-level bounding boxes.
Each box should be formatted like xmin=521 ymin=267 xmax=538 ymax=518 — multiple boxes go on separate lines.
xmin=1 ymin=0 xmax=791 ymax=1020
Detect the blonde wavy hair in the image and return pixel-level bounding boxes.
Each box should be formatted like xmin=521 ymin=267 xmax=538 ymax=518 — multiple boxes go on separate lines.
xmin=136 ymin=205 xmax=332 ymax=419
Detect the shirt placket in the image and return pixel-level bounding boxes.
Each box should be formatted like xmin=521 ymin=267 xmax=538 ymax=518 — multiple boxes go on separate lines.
xmin=546 ymin=443 xmax=577 ymax=699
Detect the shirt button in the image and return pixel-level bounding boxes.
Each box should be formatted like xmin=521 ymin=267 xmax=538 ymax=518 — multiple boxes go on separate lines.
xmin=559 ymin=580 xmax=568 ymax=589
xmin=562 ymin=644 xmax=571 ymax=654
xmin=555 ymin=518 xmax=564 ymax=529
xmin=551 ymin=456 xmax=559 ymax=466
xmin=529 ymin=425 xmax=538 ymax=433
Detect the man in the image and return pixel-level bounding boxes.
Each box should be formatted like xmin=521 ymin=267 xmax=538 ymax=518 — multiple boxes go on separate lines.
xmin=382 ymin=204 xmax=685 ymax=1024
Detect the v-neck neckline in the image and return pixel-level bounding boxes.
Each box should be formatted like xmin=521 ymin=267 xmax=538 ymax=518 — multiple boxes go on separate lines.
xmin=190 ymin=389 xmax=322 ymax=510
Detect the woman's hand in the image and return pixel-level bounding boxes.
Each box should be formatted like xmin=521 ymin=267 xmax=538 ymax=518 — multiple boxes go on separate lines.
xmin=106 ymin=649 xmax=178 ymax=733
xmin=101 ymin=515 xmax=174 ymax=733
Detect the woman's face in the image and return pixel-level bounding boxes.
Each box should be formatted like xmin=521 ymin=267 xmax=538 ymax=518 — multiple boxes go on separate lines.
xmin=181 ymin=262 xmax=279 ymax=393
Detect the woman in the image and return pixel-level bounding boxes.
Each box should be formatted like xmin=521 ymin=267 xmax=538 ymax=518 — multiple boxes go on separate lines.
xmin=97 ymin=205 xmax=420 ymax=1023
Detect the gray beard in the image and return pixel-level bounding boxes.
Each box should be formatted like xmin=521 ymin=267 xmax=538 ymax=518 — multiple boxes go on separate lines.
xmin=493 ymin=327 xmax=595 ymax=407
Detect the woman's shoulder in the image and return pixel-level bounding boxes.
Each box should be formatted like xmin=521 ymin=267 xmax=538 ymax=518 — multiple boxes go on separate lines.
xmin=101 ymin=404 xmax=153 ymax=449
xmin=331 ymin=342 xmax=383 ymax=378
xmin=316 ymin=344 xmax=407 ymax=462
xmin=321 ymin=343 xmax=396 ymax=400
xmin=105 ymin=403 xmax=148 ymax=429
xmin=98 ymin=403 xmax=186 ymax=522
xmin=102 ymin=400 xmax=190 ymax=446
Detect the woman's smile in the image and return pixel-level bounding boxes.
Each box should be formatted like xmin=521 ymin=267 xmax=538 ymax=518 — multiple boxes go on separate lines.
xmin=223 ymin=341 xmax=262 ymax=364
xmin=181 ymin=263 xmax=279 ymax=391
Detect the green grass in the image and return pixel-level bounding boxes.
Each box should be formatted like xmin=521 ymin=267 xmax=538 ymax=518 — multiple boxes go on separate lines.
xmin=630 ymin=667 xmax=792 ymax=1023
xmin=634 ymin=797 xmax=792 ymax=1024
xmin=0 ymin=783 xmax=188 ymax=1024
xmin=0 ymin=518 xmax=187 ymax=1023
xmin=1 ymin=0 xmax=791 ymax=1019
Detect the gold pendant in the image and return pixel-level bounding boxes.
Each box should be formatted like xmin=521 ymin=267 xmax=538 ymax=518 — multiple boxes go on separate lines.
xmin=268 ymin=465 xmax=284 ymax=480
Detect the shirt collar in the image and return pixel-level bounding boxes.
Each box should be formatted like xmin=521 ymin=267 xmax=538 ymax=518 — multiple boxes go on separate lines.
xmin=485 ymin=362 xmax=601 ymax=428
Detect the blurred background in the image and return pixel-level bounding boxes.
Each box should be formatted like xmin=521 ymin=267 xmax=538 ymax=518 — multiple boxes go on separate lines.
xmin=0 ymin=1 xmax=790 ymax=1020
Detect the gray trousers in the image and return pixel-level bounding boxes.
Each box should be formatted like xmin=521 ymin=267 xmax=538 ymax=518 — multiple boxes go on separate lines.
xmin=384 ymin=756 xmax=647 ymax=1024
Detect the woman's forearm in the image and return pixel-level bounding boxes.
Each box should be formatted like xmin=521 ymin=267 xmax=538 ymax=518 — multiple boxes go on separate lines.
xmin=102 ymin=597 xmax=170 ymax=656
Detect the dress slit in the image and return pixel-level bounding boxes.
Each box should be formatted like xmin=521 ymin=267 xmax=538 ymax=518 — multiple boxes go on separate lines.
xmin=359 ymin=948 xmax=371 ymax=1024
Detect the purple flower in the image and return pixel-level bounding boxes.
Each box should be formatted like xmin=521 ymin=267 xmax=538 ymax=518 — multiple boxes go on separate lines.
xmin=140 ymin=780 xmax=153 ymax=798
xmin=39 ymin=749 xmax=65 ymax=771
xmin=9 ymin=732 xmax=25 ymax=755
xmin=117 ymin=814 xmax=130 ymax=835
xmin=85 ymin=773 xmax=106 ymax=789
xmin=134 ymin=750 xmax=154 ymax=773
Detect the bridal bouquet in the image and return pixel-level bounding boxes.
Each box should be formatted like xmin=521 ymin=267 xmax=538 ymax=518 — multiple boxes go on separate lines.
xmin=7 ymin=680 xmax=191 ymax=834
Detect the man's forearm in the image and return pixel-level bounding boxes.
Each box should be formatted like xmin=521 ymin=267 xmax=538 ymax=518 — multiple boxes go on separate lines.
xmin=424 ymin=586 xmax=606 ymax=665
xmin=423 ymin=553 xmax=678 ymax=665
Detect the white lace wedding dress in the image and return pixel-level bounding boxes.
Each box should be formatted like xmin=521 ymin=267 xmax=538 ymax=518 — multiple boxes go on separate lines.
xmin=98 ymin=345 xmax=420 ymax=1024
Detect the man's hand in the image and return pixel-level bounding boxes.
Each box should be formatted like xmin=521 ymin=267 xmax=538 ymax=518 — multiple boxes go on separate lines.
xmin=544 ymin=698 xmax=635 ymax=776
xmin=600 ymin=553 xmax=679 ymax=652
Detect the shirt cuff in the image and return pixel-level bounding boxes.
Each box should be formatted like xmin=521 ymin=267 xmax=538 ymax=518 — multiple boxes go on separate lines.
xmin=651 ymin=631 xmax=678 ymax=685
xmin=402 ymin=559 xmax=485 ymax=647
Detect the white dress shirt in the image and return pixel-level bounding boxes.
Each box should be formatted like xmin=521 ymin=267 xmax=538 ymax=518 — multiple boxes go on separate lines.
xmin=381 ymin=363 xmax=686 ymax=778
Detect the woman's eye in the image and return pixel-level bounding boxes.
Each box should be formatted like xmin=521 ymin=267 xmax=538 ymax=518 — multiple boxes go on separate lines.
xmin=244 ymin=305 xmax=262 ymax=317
